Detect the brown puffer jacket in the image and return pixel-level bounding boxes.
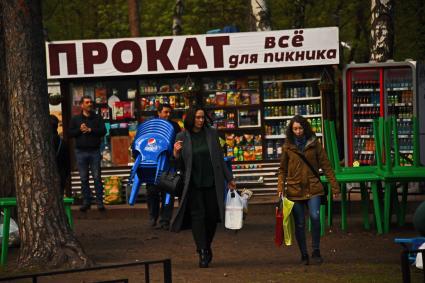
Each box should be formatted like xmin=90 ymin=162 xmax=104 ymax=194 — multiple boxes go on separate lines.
xmin=277 ymin=136 xmax=339 ymax=200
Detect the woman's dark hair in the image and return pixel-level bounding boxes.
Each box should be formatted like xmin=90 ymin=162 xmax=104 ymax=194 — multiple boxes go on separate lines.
xmin=285 ymin=115 xmax=314 ymax=143
xmin=184 ymin=106 xmax=211 ymax=131
xmin=50 ymin=114 xmax=59 ymax=132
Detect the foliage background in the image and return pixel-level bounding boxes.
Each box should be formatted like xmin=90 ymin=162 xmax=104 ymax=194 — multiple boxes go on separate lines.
xmin=42 ymin=0 xmax=425 ymax=65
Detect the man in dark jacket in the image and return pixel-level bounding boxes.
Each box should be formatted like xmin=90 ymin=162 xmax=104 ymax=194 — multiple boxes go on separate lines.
xmin=69 ymin=95 xmax=106 ymax=211
xmin=146 ymin=103 xmax=181 ymax=230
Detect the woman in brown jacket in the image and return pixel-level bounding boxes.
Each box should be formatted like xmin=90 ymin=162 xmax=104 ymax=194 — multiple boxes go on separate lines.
xmin=278 ymin=115 xmax=339 ymax=265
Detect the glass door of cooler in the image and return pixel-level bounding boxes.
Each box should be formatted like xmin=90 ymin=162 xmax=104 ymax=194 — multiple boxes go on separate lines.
xmin=384 ymin=67 xmax=415 ymax=166
xmin=347 ymin=69 xmax=381 ymax=166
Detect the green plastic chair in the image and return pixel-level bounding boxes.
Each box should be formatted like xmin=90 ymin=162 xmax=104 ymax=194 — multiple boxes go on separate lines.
xmin=374 ymin=116 xmax=425 ymax=233
xmin=0 ymin=197 xmax=74 ymax=267
xmin=323 ymin=120 xmax=383 ymax=234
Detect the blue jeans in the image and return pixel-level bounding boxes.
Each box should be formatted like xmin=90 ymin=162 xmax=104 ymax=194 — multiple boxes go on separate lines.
xmin=291 ymin=196 xmax=321 ymax=256
xmin=75 ymin=149 xmax=104 ymax=205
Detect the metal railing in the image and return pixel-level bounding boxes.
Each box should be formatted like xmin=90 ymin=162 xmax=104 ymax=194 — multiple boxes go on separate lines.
xmin=400 ymin=249 xmax=424 ymax=283
xmin=0 ymin=259 xmax=172 ymax=283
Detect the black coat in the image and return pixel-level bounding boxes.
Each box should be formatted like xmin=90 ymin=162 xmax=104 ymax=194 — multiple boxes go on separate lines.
xmin=170 ymin=128 xmax=233 ymax=232
xmin=69 ymin=111 xmax=106 ymax=149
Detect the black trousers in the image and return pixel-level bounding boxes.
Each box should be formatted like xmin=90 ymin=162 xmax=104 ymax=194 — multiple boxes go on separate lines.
xmin=146 ymin=184 xmax=175 ymax=225
xmin=189 ymin=186 xmax=220 ymax=251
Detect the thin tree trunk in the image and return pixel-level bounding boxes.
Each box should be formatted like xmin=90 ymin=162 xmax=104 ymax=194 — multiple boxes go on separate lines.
xmin=172 ymin=0 xmax=184 ymax=35
xmin=2 ymin=0 xmax=91 ymax=269
xmin=293 ymin=0 xmax=307 ymax=28
xmin=128 ymin=0 xmax=140 ymax=37
xmin=0 ymin=3 xmax=15 ymax=198
xmin=370 ymin=0 xmax=394 ymax=62
xmin=250 ymin=0 xmax=271 ymax=31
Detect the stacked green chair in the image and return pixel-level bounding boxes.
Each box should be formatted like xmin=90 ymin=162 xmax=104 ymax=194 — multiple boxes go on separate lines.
xmin=0 ymin=197 xmax=74 ymax=267
xmin=323 ymin=120 xmax=383 ymax=234
xmin=374 ymin=116 xmax=425 ymax=233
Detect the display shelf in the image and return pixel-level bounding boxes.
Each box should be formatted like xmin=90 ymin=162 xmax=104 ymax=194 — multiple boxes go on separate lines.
xmin=263 ymin=96 xmax=321 ymax=103
xmin=139 ymin=107 xmax=188 ymax=113
xmin=215 ymin=127 xmax=261 ymax=131
xmin=351 ymin=88 xmax=380 ymax=92
xmin=353 ymin=103 xmax=381 ymax=107
xmin=204 ymin=104 xmax=260 ymax=110
xmin=353 ymin=119 xmax=374 ymax=122
xmin=203 ymin=88 xmax=257 ymax=92
xmin=265 ymin=134 xmax=285 ymax=139
xmin=391 ymin=103 xmax=413 ymax=107
xmin=386 ymin=87 xmax=412 ymax=91
xmin=139 ymin=92 xmax=158 ymax=95
xmin=264 ymin=114 xmax=322 ymax=120
xmin=354 ymin=134 xmax=374 ymax=138
xmin=354 ymin=150 xmax=374 ymax=154
xmin=140 ymin=91 xmax=186 ymax=96
xmin=400 ymin=150 xmax=414 ymax=154
xmin=264 ymin=133 xmax=322 ymax=139
xmin=263 ymin=78 xmax=320 ymax=84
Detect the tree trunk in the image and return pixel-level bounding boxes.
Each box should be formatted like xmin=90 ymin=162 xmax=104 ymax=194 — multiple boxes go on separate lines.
xmin=292 ymin=0 xmax=307 ymax=28
xmin=370 ymin=0 xmax=394 ymax=62
xmin=172 ymin=0 xmax=184 ymax=35
xmin=0 ymin=3 xmax=15 ymax=198
xmin=250 ymin=0 xmax=271 ymax=31
xmin=1 ymin=1 xmax=91 ymax=269
xmin=128 ymin=0 xmax=140 ymax=37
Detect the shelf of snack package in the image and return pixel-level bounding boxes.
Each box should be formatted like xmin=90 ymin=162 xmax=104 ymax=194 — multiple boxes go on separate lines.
xmin=138 ymin=78 xmax=192 ymax=128
xmin=202 ymin=76 xmax=262 ymax=160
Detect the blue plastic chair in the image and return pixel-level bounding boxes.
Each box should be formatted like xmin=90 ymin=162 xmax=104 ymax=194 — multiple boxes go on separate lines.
xmin=128 ymin=119 xmax=175 ymax=205
xmin=395 ymin=237 xmax=425 ymax=263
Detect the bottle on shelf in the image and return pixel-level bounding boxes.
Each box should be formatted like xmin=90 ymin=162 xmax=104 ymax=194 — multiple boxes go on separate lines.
xmin=267 ymin=141 xmax=274 ymax=159
xmin=276 ymin=140 xmax=282 ymax=159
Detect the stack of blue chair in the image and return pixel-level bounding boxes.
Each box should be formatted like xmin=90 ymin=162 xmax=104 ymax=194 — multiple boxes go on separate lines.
xmin=128 ymin=119 xmax=176 ymax=205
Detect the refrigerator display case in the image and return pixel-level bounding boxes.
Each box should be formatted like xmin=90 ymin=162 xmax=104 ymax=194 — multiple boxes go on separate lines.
xmin=343 ymin=61 xmax=425 ymax=167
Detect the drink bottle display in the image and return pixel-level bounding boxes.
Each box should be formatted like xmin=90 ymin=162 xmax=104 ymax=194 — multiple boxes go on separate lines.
xmin=263 ymin=74 xmax=325 ymax=159
xmin=344 ymin=62 xmax=422 ymax=167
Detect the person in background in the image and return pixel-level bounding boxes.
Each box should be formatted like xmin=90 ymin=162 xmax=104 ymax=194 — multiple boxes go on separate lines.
xmin=146 ymin=103 xmax=181 ymax=230
xmin=50 ymin=115 xmax=70 ymax=196
xmin=171 ymin=106 xmax=236 ymax=268
xmin=277 ymin=115 xmax=339 ymax=265
xmin=69 ymin=95 xmax=106 ymax=212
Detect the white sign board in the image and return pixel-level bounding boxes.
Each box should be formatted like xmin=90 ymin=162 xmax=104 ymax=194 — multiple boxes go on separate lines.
xmin=46 ymin=27 xmax=339 ymax=79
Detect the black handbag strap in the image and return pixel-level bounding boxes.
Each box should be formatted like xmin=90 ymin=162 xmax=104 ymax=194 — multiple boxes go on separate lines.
xmin=293 ymin=151 xmax=321 ymax=182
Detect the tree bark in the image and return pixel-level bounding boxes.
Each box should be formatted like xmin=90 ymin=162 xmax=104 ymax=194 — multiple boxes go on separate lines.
xmin=128 ymin=0 xmax=140 ymax=37
xmin=292 ymin=0 xmax=307 ymax=28
xmin=370 ymin=0 xmax=394 ymax=62
xmin=250 ymin=0 xmax=271 ymax=31
xmin=172 ymin=0 xmax=184 ymax=35
xmin=0 ymin=2 xmax=15 ymax=198
xmin=1 ymin=0 xmax=91 ymax=269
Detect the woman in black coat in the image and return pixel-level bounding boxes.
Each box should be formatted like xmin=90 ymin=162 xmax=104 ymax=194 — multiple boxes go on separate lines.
xmin=171 ymin=106 xmax=236 ymax=268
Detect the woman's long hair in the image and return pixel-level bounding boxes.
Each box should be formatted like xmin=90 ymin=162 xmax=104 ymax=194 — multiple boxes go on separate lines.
xmin=285 ymin=115 xmax=314 ymax=143
xmin=183 ymin=106 xmax=211 ymax=132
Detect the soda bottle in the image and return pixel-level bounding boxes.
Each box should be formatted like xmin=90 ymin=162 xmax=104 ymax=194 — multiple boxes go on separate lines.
xmin=316 ymin=118 xmax=322 ymax=133
xmin=311 ymin=118 xmax=317 ymax=132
